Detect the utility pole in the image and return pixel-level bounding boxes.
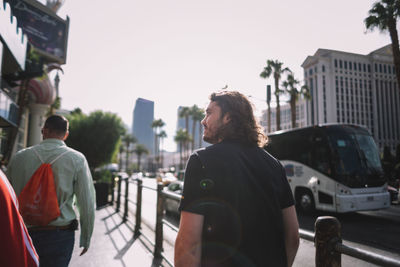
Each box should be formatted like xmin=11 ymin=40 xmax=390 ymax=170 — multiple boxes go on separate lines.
xmin=54 ymin=71 xmax=60 ymax=97
xmin=266 ymin=85 xmax=271 ymax=133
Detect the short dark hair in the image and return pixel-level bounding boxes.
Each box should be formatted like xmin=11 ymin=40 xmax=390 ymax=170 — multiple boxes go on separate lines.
xmin=43 ymin=115 xmax=69 ymax=135
xmin=210 ymin=91 xmax=267 ymax=147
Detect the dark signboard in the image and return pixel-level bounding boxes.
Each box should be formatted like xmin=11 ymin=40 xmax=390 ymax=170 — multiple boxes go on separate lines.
xmin=5 ymin=0 xmax=69 ymax=64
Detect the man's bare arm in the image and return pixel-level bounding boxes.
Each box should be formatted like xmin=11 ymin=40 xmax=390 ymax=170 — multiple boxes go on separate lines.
xmin=282 ymin=205 xmax=300 ymax=267
xmin=175 ymin=211 xmax=204 ymax=267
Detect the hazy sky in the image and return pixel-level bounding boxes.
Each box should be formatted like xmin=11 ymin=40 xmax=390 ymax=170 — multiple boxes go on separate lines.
xmin=51 ymin=0 xmax=391 ymax=151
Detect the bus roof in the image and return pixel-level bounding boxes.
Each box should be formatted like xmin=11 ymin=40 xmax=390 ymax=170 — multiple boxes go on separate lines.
xmin=268 ymin=123 xmax=371 ymax=136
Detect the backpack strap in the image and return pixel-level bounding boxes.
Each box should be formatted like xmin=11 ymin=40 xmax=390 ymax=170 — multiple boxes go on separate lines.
xmin=32 ymin=149 xmax=69 ymax=165
xmin=32 ymin=148 xmax=44 ymax=164
xmin=58 ymin=199 xmax=68 ymax=211
xmin=49 ymin=150 xmax=70 ymax=165
xmin=49 ymin=150 xmax=70 ymax=211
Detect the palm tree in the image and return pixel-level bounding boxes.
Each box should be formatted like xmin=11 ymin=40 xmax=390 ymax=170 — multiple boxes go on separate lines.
xmin=151 ymin=119 xmax=165 ymax=170
xmin=260 ymin=60 xmax=290 ymax=131
xmin=158 ymin=130 xmax=167 ymax=168
xmin=179 ymin=106 xmax=191 ymax=131
xmin=365 ymin=0 xmax=400 ymax=93
xmin=133 ymin=144 xmax=149 ymax=172
xmin=122 ymin=134 xmax=137 ymax=173
xmin=192 ymin=106 xmax=205 ymax=149
xmin=174 ymin=129 xmax=190 ymax=170
xmin=282 ymin=72 xmax=311 ymax=129
xmin=179 ymin=106 xmax=191 ymax=154
xmin=189 ymin=105 xmax=204 ymax=150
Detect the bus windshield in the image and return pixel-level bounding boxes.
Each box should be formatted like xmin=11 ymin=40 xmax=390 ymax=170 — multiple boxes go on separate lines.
xmin=327 ymin=127 xmax=384 ymax=187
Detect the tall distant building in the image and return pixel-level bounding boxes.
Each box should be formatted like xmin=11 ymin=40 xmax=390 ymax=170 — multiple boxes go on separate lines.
xmin=177 ymin=106 xmax=206 ymax=151
xmin=132 ymin=98 xmax=154 ymax=154
xmin=302 ymin=44 xmax=400 ymax=152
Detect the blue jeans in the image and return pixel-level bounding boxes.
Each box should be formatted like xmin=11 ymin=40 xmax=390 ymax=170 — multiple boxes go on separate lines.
xmin=29 ymin=229 xmax=75 ymax=267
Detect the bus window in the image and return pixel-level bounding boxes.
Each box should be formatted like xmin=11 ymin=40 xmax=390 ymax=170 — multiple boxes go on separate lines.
xmin=354 ymin=134 xmax=381 ymax=170
xmin=286 ymin=128 xmax=313 ymax=166
xmin=267 ymin=129 xmax=314 ymax=167
xmin=312 ymin=142 xmax=331 ymax=175
xmin=327 ymin=132 xmax=363 ymax=185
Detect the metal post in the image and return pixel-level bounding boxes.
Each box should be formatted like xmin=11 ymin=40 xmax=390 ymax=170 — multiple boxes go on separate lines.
xmin=134 ymin=179 xmax=143 ymax=238
xmin=154 ymin=183 xmax=164 ymax=259
xmin=315 ymin=216 xmax=342 ymax=267
xmin=116 ymin=176 xmax=122 ymax=212
xmin=123 ymin=178 xmax=129 ymax=222
xmin=110 ymin=175 xmax=116 ymax=203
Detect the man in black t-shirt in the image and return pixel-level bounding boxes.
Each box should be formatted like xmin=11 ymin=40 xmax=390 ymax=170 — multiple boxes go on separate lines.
xmin=175 ymin=91 xmax=299 ymax=267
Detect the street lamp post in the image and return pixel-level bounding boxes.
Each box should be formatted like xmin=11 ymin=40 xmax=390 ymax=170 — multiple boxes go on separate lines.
xmin=266 ymin=85 xmax=271 ymax=133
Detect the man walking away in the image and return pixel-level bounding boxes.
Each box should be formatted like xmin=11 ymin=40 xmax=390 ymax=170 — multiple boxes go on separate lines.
xmin=7 ymin=115 xmax=95 ymax=267
xmin=175 ymin=91 xmax=299 ymax=267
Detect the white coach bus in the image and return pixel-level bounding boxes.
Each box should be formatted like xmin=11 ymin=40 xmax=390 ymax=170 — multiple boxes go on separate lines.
xmin=265 ymin=124 xmax=391 ymax=213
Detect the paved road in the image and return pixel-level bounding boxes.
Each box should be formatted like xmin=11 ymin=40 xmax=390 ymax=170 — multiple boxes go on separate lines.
xmin=297 ymin=205 xmax=400 ymax=254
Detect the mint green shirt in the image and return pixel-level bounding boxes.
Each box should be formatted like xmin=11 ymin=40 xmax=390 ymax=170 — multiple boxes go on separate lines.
xmin=7 ymin=139 xmax=95 ymax=249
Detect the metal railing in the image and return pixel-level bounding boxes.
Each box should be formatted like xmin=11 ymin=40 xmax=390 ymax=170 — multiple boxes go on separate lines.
xmin=111 ymin=175 xmax=400 ymax=267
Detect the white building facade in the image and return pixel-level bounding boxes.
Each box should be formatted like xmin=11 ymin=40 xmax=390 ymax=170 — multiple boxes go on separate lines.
xmin=302 ymin=45 xmax=400 ymax=153
xmin=260 ymin=99 xmax=308 ymax=133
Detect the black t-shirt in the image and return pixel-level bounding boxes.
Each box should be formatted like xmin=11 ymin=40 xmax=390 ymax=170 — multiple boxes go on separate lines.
xmin=179 ymin=140 xmax=294 ymax=267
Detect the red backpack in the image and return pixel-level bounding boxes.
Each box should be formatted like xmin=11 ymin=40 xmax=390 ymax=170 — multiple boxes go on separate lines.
xmin=18 ymin=149 xmax=69 ymax=226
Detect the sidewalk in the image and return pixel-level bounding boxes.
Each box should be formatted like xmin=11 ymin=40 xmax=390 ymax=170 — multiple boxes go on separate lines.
xmin=69 ymin=205 xmax=174 ymax=267
xmin=68 ymin=204 xmax=398 ymax=267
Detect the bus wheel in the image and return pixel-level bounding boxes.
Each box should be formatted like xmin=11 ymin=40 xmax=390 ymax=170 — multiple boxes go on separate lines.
xmin=296 ymin=189 xmax=315 ymax=213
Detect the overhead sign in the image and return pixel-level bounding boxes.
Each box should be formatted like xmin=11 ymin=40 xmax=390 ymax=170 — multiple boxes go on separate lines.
xmin=6 ymin=0 xmax=69 ymax=64
xmin=0 ymin=1 xmax=28 ymax=70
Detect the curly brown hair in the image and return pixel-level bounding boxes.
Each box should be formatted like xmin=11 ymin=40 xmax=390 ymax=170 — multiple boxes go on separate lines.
xmin=210 ymin=91 xmax=267 ymax=147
